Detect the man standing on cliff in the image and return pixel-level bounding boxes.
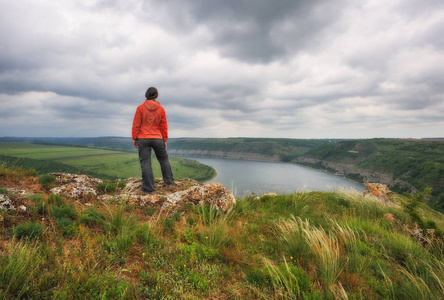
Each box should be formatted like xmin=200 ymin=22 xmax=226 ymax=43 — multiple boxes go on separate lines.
xmin=132 ymin=87 xmax=173 ymax=193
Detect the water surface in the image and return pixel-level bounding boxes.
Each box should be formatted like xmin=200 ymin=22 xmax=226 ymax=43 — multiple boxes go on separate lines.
xmin=180 ymin=157 xmax=365 ymax=197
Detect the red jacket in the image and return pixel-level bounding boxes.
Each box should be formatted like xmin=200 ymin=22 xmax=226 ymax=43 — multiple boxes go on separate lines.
xmin=132 ymin=100 xmax=168 ymax=141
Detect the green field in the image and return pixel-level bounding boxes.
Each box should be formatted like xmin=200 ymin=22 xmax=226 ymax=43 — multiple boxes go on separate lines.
xmin=0 ymin=143 xmax=215 ymax=181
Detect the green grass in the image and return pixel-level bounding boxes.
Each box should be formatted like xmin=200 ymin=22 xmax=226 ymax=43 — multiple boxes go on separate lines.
xmin=0 ymin=142 xmax=215 ymax=181
xmin=302 ymin=139 xmax=444 ymax=212
xmin=1 ymin=166 xmax=443 ymax=299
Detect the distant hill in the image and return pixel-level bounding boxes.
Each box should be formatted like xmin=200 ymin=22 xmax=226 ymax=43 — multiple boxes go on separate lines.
xmin=2 ymin=136 xmax=443 ymax=212
xmin=167 ymin=138 xmax=334 ymax=162
xmin=296 ymin=139 xmax=444 ymax=212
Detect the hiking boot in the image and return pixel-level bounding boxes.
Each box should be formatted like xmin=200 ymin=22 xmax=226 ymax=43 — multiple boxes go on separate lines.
xmin=135 ymin=189 xmax=152 ymax=195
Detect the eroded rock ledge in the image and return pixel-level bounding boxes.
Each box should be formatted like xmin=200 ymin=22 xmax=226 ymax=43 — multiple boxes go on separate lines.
xmin=49 ymin=173 xmax=235 ymax=212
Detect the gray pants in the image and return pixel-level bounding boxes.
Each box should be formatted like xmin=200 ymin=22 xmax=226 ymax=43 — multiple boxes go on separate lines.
xmin=137 ymin=138 xmax=173 ymax=192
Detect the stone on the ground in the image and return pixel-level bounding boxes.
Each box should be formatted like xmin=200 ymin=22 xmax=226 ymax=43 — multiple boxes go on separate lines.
xmin=50 ymin=173 xmax=102 ymax=199
xmin=0 ymin=194 xmax=15 ymax=210
xmin=363 ymin=183 xmax=391 ymax=201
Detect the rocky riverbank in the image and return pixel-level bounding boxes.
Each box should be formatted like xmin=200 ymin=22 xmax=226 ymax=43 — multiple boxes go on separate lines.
xmin=295 ymin=156 xmax=415 ymax=191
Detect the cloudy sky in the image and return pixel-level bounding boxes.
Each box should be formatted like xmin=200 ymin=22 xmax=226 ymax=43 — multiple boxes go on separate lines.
xmin=1 ymin=0 xmax=443 ymax=139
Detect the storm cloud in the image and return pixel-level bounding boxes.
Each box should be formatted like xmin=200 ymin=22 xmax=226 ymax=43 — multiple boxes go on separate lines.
xmin=0 ymin=0 xmax=443 ymax=138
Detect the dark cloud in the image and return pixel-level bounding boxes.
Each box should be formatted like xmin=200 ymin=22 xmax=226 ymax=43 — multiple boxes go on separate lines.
xmin=155 ymin=0 xmax=348 ymax=63
xmin=0 ymin=0 xmax=443 ymax=139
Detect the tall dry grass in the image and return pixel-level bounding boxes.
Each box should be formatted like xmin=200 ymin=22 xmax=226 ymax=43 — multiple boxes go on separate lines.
xmin=277 ymin=216 xmax=343 ymax=295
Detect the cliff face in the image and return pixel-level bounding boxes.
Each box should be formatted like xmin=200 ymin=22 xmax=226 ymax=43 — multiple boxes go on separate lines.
xmin=296 ymin=156 xmax=415 ymax=191
xmin=168 ymin=149 xmax=281 ymax=162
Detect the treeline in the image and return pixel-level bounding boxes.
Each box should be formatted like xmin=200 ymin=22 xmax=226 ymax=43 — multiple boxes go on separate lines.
xmin=168 ymin=138 xmax=333 ymax=161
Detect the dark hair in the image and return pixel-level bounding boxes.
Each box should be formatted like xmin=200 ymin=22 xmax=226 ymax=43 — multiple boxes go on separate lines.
xmin=145 ymin=87 xmax=158 ymax=100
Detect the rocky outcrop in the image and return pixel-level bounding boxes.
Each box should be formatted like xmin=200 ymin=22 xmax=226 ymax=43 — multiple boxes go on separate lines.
xmin=49 ymin=173 xmax=236 ymax=212
xmin=168 ymin=149 xmax=281 ymax=162
xmin=50 ymin=173 xmax=103 ymax=199
xmin=364 ymin=183 xmax=391 ymax=201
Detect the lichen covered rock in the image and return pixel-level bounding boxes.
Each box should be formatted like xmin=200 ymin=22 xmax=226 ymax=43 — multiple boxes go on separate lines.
xmin=50 ymin=173 xmax=102 ymax=199
xmin=0 ymin=194 xmax=15 ymax=210
xmin=48 ymin=173 xmax=236 ymax=212
xmin=363 ymin=183 xmax=391 ymax=201
xmin=164 ymin=183 xmax=235 ymax=212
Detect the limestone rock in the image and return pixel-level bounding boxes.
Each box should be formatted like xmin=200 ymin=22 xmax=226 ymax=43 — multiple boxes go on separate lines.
xmin=164 ymin=183 xmax=235 ymax=212
xmin=0 ymin=194 xmax=15 ymax=210
xmin=364 ymin=183 xmax=391 ymax=201
xmin=50 ymin=173 xmax=102 ymax=199
xmin=48 ymin=173 xmax=236 ymax=212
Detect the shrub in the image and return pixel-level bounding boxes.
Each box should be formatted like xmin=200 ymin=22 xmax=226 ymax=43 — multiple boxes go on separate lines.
xmin=12 ymin=221 xmax=44 ymax=239
xmin=47 ymin=194 xmax=64 ymax=206
xmin=188 ymin=272 xmax=209 ymax=292
xmin=51 ymin=205 xmax=78 ymax=220
xmin=39 ymin=174 xmax=56 ymax=188
xmin=136 ymin=223 xmax=158 ymax=247
xmin=56 ymin=217 xmax=78 ymax=236
xmin=0 ymin=186 xmax=9 ymax=194
xmin=80 ymin=208 xmax=105 ymax=226
xmin=245 ymin=267 xmax=271 ymax=287
xmin=51 ymin=205 xmax=78 ymax=236
xmin=117 ymin=181 xmax=126 ymax=188
xmin=97 ymin=182 xmax=117 ymax=194
xmin=29 ymin=194 xmax=47 ymax=215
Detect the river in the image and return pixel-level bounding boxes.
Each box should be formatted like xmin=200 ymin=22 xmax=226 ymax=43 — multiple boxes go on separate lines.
xmin=180 ymin=156 xmax=365 ymax=197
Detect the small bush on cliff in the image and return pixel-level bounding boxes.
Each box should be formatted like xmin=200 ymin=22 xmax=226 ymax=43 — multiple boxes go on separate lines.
xmin=51 ymin=205 xmax=78 ymax=236
xmin=39 ymin=174 xmax=56 ymax=188
xmin=12 ymin=221 xmax=43 ymax=240
xmin=97 ymin=181 xmax=117 ymax=194
xmin=0 ymin=186 xmax=9 ymax=194
xmin=80 ymin=208 xmax=105 ymax=226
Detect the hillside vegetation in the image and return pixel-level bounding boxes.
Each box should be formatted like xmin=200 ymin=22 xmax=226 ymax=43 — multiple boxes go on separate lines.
xmin=298 ymin=139 xmax=444 ymax=212
xmin=0 ymin=166 xmax=443 ymax=299
xmin=0 ymin=143 xmax=215 ymax=182
xmin=168 ymin=138 xmax=330 ymax=161
xmin=2 ymin=137 xmax=443 ymax=212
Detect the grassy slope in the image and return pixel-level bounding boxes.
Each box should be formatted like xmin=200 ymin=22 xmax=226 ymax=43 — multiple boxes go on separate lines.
xmin=0 ymin=143 xmax=215 ymax=182
xmin=301 ymin=139 xmax=444 ymax=212
xmin=1 ymin=167 xmax=443 ymax=299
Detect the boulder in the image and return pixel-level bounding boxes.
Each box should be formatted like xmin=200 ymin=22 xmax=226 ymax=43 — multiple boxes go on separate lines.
xmin=363 ymin=183 xmax=391 ymax=201
xmin=0 ymin=194 xmax=15 ymax=211
xmin=163 ymin=183 xmax=235 ymax=212
xmin=50 ymin=173 xmax=102 ymax=199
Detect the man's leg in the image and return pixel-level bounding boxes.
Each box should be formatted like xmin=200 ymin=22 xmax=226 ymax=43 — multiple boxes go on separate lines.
xmin=137 ymin=139 xmax=154 ymax=192
xmin=152 ymin=139 xmax=174 ymax=185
